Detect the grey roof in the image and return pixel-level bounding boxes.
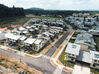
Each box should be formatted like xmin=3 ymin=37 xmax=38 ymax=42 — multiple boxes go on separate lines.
xmin=24 ymin=38 xmax=36 ymax=44
xmin=18 ymin=27 xmax=26 ymax=31
xmin=19 ymin=36 xmax=27 ymax=41
xmin=65 ymin=43 xmax=81 ymax=55
xmin=0 ymin=31 xmax=6 ymax=40
xmin=90 ymin=51 xmax=99 ymax=60
xmin=75 ymin=33 xmax=96 ymax=46
xmin=77 ymin=51 xmax=92 ymax=64
xmin=34 ymin=39 xmax=42 ymax=45
xmin=5 ymin=33 xmax=21 ymax=41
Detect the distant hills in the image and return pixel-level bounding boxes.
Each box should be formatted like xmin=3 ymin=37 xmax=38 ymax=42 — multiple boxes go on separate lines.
xmin=27 ymin=7 xmax=44 ymax=10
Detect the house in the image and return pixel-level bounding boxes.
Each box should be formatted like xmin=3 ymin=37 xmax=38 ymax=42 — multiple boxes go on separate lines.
xmin=29 ymin=29 xmax=35 ymax=32
xmin=65 ymin=43 xmax=81 ymax=62
xmin=18 ymin=27 xmax=26 ymax=31
xmin=22 ymin=30 xmax=29 ymax=35
xmin=0 ymin=31 xmax=6 ymax=44
xmin=25 ymin=26 xmax=31 ymax=29
xmin=42 ymin=31 xmax=54 ymax=38
xmin=77 ymin=51 xmax=92 ymax=64
xmin=24 ymin=38 xmax=36 ymax=46
xmin=5 ymin=33 xmax=21 ymax=46
xmin=89 ymin=26 xmax=99 ymax=36
xmin=38 ymin=34 xmax=50 ymax=42
xmin=90 ymin=51 xmax=99 ymax=68
xmin=19 ymin=36 xmax=27 ymax=45
xmin=19 ymin=36 xmax=27 ymax=41
xmin=30 ymin=18 xmax=41 ymax=24
xmin=75 ymin=33 xmax=96 ymax=51
xmin=34 ymin=24 xmax=41 ymax=28
xmin=34 ymin=39 xmax=43 ymax=51
xmin=30 ymin=25 xmax=36 ymax=29
xmin=24 ymin=38 xmax=36 ymax=50
xmin=50 ymin=26 xmax=63 ymax=32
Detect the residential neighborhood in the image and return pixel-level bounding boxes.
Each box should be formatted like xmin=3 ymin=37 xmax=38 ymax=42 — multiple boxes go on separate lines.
xmin=0 ymin=1 xmax=99 ymax=74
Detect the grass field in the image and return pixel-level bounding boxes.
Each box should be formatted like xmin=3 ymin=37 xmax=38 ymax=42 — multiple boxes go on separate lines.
xmin=91 ymin=68 xmax=99 ymax=74
xmin=94 ymin=36 xmax=99 ymax=51
xmin=69 ymin=39 xmax=75 ymax=43
xmin=59 ymin=51 xmax=75 ymax=68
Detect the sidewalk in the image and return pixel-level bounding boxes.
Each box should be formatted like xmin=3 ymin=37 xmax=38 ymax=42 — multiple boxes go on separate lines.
xmin=0 ymin=32 xmax=65 ymax=58
xmin=51 ymin=31 xmax=75 ymax=73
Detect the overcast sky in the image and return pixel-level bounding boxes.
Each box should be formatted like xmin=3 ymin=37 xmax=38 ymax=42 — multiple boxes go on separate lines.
xmin=0 ymin=0 xmax=99 ymax=10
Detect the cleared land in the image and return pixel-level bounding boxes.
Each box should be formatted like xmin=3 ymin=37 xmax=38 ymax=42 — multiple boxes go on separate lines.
xmin=26 ymin=14 xmax=62 ymax=20
xmin=0 ymin=17 xmax=31 ymax=26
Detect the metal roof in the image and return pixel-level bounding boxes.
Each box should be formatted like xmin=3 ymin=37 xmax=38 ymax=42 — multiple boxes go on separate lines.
xmin=34 ymin=39 xmax=42 ymax=45
xmin=90 ymin=51 xmax=99 ymax=60
xmin=65 ymin=43 xmax=81 ymax=55
xmin=77 ymin=51 xmax=92 ymax=64
xmin=19 ymin=36 xmax=27 ymax=41
xmin=24 ymin=38 xmax=36 ymax=44
xmin=5 ymin=33 xmax=21 ymax=41
xmin=75 ymin=33 xmax=96 ymax=46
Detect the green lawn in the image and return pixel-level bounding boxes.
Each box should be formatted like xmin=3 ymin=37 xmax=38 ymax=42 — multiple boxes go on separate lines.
xmin=72 ymin=32 xmax=79 ymax=37
xmin=59 ymin=52 xmax=67 ymax=65
xmin=94 ymin=36 xmax=99 ymax=51
xmin=69 ymin=39 xmax=75 ymax=43
xmin=59 ymin=51 xmax=75 ymax=68
xmin=91 ymin=68 xmax=99 ymax=74
xmin=7 ymin=27 xmax=14 ymax=30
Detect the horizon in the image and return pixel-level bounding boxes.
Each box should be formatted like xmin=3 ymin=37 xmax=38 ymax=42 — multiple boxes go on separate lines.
xmin=0 ymin=0 xmax=99 ymax=10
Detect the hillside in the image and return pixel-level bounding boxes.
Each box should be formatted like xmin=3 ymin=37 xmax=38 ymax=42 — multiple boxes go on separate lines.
xmin=0 ymin=4 xmax=25 ymax=19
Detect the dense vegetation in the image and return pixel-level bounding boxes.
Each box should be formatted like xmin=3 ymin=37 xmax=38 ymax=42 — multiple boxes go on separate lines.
xmin=0 ymin=4 xmax=25 ymax=19
xmin=94 ymin=36 xmax=99 ymax=51
xmin=0 ymin=4 xmax=99 ymax=25
xmin=25 ymin=9 xmax=99 ymax=17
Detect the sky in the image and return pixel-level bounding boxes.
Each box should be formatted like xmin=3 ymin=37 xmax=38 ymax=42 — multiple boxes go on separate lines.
xmin=0 ymin=0 xmax=99 ymax=10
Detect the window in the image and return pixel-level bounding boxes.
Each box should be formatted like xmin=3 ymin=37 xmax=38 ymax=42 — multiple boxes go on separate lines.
xmin=94 ymin=60 xmax=97 ymax=63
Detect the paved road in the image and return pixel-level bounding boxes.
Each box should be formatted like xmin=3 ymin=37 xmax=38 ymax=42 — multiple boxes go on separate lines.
xmin=45 ymin=31 xmax=70 ymax=57
xmin=0 ymin=31 xmax=71 ymax=74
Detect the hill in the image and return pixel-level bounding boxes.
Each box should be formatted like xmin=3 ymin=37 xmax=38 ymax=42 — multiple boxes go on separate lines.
xmin=0 ymin=4 xmax=25 ymax=19
xmin=27 ymin=7 xmax=44 ymax=10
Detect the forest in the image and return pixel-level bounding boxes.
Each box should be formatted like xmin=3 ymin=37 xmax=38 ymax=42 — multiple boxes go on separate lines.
xmin=0 ymin=4 xmax=25 ymax=19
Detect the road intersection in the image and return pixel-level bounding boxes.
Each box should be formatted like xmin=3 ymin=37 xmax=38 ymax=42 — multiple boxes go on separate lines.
xmin=0 ymin=30 xmax=74 ymax=74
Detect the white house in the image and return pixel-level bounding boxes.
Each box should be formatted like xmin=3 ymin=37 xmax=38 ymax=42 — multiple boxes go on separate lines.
xmin=34 ymin=39 xmax=43 ymax=51
xmin=65 ymin=43 xmax=81 ymax=62
xmin=24 ymin=38 xmax=36 ymax=46
xmin=5 ymin=33 xmax=21 ymax=46
xmin=90 ymin=51 xmax=99 ymax=68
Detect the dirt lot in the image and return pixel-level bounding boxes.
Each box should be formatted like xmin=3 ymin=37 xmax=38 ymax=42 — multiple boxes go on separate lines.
xmin=0 ymin=53 xmax=42 ymax=74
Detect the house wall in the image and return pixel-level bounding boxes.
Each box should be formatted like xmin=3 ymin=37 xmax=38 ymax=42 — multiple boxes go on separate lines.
xmin=78 ymin=44 xmax=88 ymax=51
xmin=66 ymin=53 xmax=77 ymax=62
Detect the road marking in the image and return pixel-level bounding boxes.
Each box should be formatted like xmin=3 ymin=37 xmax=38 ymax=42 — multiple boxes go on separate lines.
xmin=42 ymin=55 xmax=51 ymax=59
